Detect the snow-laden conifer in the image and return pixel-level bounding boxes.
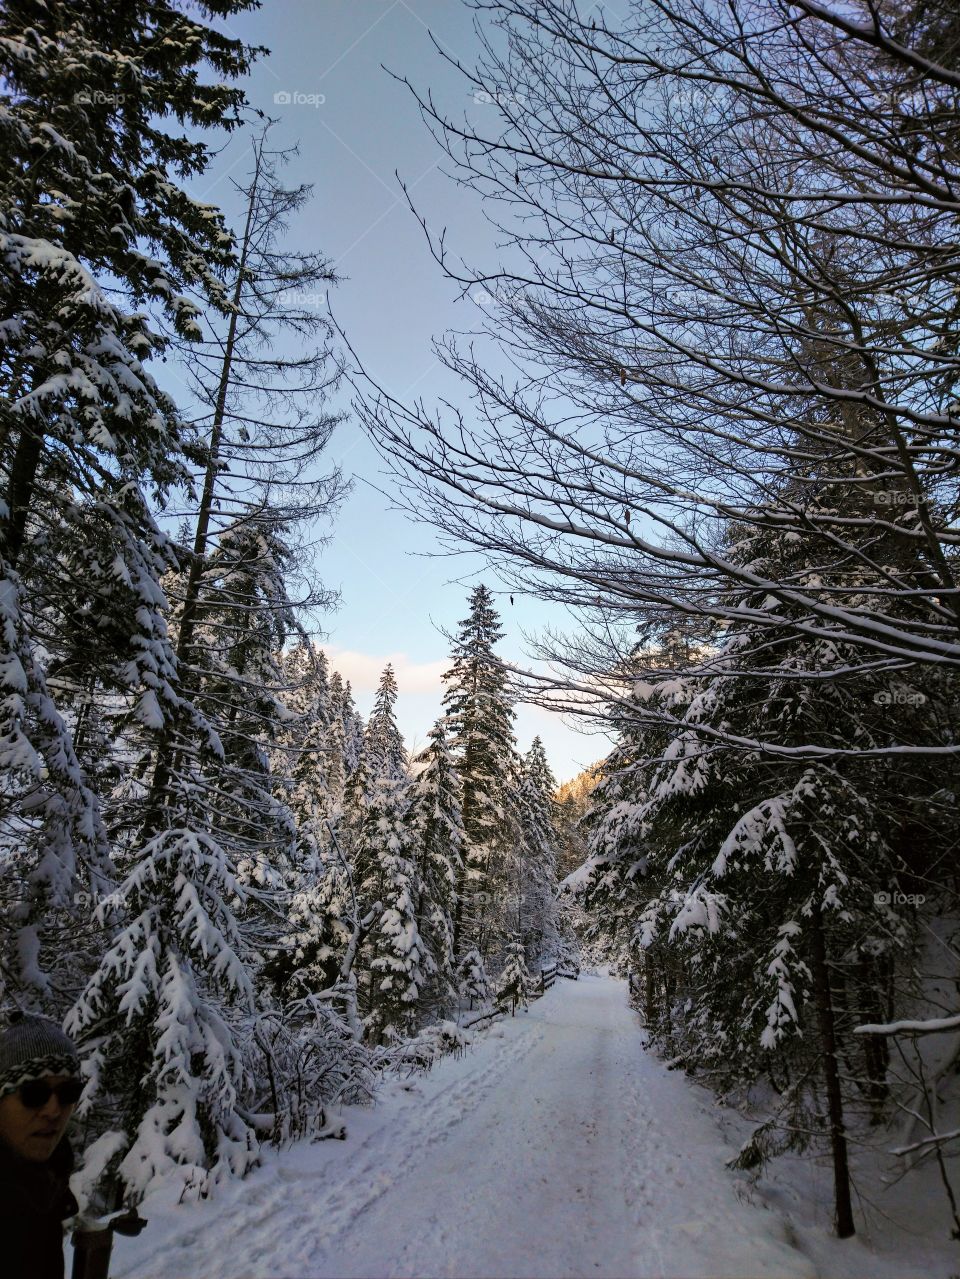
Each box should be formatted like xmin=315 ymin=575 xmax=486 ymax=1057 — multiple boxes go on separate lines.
xmin=364 ymin=664 xmax=409 ymax=785
xmin=456 ymin=947 xmax=492 ymax=1010
xmin=67 ymin=826 xmax=259 ymax=1201
xmin=515 ymin=737 xmax=560 ymax=964
xmin=442 ymin=586 xmax=521 ymax=961
xmin=357 ymin=776 xmax=428 ymax=1043
xmin=406 ymin=721 xmax=464 ymax=1013
xmin=0 ymin=0 xmax=259 ymax=1002
xmin=495 ymin=937 xmax=533 ymax=1015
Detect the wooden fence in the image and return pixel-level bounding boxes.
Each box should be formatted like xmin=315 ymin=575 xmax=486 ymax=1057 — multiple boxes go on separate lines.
xmin=459 ymin=961 xmax=580 ymax=1028
xmin=538 ymin=961 xmax=558 ymax=996
xmin=533 ymin=961 xmax=579 ymax=998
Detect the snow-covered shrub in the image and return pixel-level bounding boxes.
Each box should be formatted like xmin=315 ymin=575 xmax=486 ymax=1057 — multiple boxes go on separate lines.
xmin=380 ymin=1019 xmax=472 ymax=1076
xmin=247 ymin=997 xmax=376 ymax=1144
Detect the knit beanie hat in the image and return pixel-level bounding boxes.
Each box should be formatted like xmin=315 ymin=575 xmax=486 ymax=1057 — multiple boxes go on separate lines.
xmin=0 ymin=1013 xmax=80 ymax=1100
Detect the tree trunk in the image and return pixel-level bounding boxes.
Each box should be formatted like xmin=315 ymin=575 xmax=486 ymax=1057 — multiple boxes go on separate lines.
xmin=644 ymin=963 xmax=657 ymax=1025
xmin=857 ymin=958 xmax=890 ymax=1120
xmin=141 ymin=144 xmax=262 ymax=834
xmin=2 ymin=424 xmax=43 ymax=569
xmin=810 ymin=900 xmax=855 ymax=1238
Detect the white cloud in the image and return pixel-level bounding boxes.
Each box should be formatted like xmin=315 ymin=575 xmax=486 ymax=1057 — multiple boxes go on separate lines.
xmin=322 ymin=647 xmax=448 ymax=695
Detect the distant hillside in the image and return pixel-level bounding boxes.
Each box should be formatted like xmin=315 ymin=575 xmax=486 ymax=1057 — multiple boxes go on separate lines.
xmin=554 ymin=763 xmax=602 ymax=879
xmin=555 ymin=765 xmax=601 ymax=811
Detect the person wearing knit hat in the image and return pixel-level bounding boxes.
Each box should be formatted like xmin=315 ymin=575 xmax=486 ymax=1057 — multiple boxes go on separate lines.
xmin=0 ymin=1012 xmax=82 ymax=1279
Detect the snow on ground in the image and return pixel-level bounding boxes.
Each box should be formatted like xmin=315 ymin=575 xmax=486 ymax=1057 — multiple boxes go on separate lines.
xmin=95 ymin=973 xmax=956 ymax=1279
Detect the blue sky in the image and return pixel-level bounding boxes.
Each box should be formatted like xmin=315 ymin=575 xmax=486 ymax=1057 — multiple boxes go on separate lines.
xmin=186 ymin=0 xmax=612 ymax=780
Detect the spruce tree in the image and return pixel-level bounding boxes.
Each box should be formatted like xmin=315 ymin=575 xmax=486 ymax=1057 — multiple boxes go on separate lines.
xmin=516 ymin=737 xmax=560 ymax=964
xmin=456 ymin=946 xmax=492 ymax=1010
xmin=330 ymin=672 xmax=363 ymax=779
xmin=405 ymin=721 xmax=464 ymax=1014
xmin=364 ymin=663 xmax=408 ymax=784
xmin=495 ymin=937 xmax=533 ymax=1016
xmin=355 ymin=775 xmax=427 ymax=1043
xmin=187 ymin=510 xmax=300 ymax=894
xmin=442 ymin=586 xmax=520 ymax=961
xmin=0 ymin=0 xmax=259 ymax=1000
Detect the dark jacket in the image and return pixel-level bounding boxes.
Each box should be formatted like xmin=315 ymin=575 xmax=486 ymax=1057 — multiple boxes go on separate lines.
xmin=0 ymin=1136 xmax=77 ymax=1279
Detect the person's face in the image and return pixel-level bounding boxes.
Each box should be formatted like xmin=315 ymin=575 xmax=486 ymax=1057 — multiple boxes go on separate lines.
xmin=0 ymin=1074 xmax=78 ymax=1163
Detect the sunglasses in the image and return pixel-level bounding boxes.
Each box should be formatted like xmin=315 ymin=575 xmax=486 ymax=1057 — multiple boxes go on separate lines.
xmin=18 ymin=1078 xmax=83 ymax=1109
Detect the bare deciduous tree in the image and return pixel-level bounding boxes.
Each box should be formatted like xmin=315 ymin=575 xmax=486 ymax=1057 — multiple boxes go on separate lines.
xmin=352 ymin=0 xmax=960 ymax=758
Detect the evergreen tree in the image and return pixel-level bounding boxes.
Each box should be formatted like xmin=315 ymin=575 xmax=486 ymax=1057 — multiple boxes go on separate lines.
xmin=0 ymin=0 xmax=259 ymax=1001
xmin=516 ymin=737 xmax=560 ymax=964
xmin=406 ymin=721 xmax=464 ymax=1014
xmin=356 ymin=775 xmax=428 ymax=1043
xmin=342 ymin=663 xmax=408 ymax=910
xmin=188 ymin=510 xmax=300 ymax=895
xmin=67 ymin=825 xmax=261 ymax=1201
xmin=456 ymin=946 xmax=492 ymax=1010
xmin=364 ymin=664 xmax=408 ymax=784
xmin=442 ymin=586 xmax=520 ymax=961
xmin=278 ymin=643 xmax=335 ymax=841
xmin=495 ymin=937 xmax=533 ymax=1016
xmin=330 ymin=672 xmax=363 ymax=779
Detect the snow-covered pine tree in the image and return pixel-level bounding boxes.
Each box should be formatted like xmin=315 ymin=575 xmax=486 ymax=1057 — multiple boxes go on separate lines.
xmin=495 ymin=937 xmax=533 ymax=1016
xmin=405 ymin=720 xmax=464 ymax=1015
xmin=363 ymin=663 xmax=408 ymax=784
xmin=185 ymin=511 xmax=300 ymax=892
xmin=356 ymin=774 xmax=428 ymax=1044
xmin=343 ymin=663 xmax=408 ymax=875
xmin=266 ymin=647 xmax=363 ymax=1031
xmin=259 ymin=678 xmax=375 ymax=1123
xmin=516 ymin=737 xmax=560 ymax=966
xmin=66 ymin=824 xmax=261 ymax=1202
xmin=335 ymin=668 xmax=424 ymax=1039
xmin=456 ymin=946 xmax=492 ymax=1011
xmin=330 ymin=671 xmax=363 ymax=780
xmin=277 ymin=643 xmax=335 ymax=837
xmin=66 ymin=515 xmax=307 ymax=1202
xmin=442 ymin=585 xmax=521 ymax=963
xmin=0 ymin=0 xmax=258 ymax=1003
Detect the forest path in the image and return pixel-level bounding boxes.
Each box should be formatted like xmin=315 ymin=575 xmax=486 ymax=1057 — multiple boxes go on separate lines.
xmin=109 ymin=973 xmax=816 ymax=1279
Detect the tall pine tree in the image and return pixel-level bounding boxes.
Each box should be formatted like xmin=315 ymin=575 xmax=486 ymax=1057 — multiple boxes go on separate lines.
xmin=442 ymin=586 xmax=520 ymax=962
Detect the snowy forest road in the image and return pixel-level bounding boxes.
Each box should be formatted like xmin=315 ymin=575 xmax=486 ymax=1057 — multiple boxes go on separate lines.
xmin=109 ymin=974 xmax=816 ymax=1279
